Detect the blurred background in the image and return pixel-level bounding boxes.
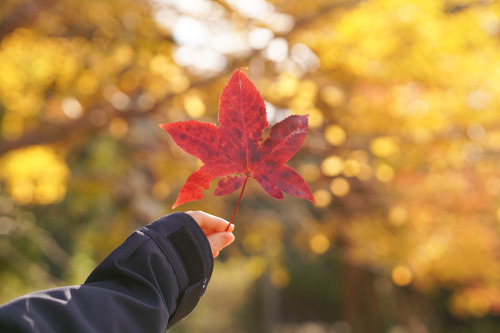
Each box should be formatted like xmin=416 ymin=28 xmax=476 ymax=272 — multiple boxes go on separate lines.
xmin=1 ymin=0 xmax=500 ymax=332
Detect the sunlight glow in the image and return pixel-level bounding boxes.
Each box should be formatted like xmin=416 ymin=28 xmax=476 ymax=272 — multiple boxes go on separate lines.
xmin=153 ymin=0 xmax=299 ymax=75
xmin=265 ymin=38 xmax=288 ymax=62
xmin=248 ymin=28 xmax=274 ymax=50
xmin=172 ymin=16 xmax=210 ymax=46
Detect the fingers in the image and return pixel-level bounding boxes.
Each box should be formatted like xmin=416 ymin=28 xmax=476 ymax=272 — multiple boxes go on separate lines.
xmin=186 ymin=211 xmax=234 ymax=233
xmin=185 ymin=211 xmax=236 ymax=258
xmin=206 ymin=231 xmax=235 ymax=258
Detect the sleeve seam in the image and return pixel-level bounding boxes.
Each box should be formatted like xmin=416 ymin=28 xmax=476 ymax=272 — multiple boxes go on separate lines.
xmin=139 ymin=228 xmax=182 ymax=306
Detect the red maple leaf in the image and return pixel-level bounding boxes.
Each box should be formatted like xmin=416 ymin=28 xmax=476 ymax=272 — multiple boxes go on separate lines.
xmin=160 ymin=69 xmax=315 ymax=222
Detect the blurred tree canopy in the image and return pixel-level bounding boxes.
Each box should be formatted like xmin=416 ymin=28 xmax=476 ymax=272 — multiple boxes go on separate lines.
xmin=2 ymin=0 xmax=500 ymax=332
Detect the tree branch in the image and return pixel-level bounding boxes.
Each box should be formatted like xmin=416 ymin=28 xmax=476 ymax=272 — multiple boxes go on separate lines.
xmin=0 ymin=78 xmax=220 ymax=155
xmin=0 ymin=0 xmax=57 ymax=41
xmin=0 ymin=0 xmax=364 ymax=156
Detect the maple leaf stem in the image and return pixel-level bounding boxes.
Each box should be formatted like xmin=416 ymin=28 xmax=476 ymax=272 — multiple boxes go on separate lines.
xmin=226 ymin=176 xmax=248 ymax=231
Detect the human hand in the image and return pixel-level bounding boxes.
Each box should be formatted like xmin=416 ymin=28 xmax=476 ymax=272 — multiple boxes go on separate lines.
xmin=186 ymin=211 xmax=235 ymax=258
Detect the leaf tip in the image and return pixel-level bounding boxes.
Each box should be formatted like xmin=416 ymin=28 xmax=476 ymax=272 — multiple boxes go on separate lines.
xmin=310 ymin=195 xmax=316 ymax=204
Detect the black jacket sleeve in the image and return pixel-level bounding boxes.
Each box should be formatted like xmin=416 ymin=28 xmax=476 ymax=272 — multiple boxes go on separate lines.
xmin=0 ymin=212 xmax=214 ymax=333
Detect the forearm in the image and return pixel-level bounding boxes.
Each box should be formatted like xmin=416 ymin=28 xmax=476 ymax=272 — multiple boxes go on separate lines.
xmin=0 ymin=212 xmax=214 ymax=333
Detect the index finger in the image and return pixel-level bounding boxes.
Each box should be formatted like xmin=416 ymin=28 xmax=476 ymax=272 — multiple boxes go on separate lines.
xmin=186 ymin=211 xmax=234 ymax=233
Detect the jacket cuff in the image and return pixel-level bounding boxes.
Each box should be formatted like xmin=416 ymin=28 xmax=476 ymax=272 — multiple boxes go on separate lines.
xmin=139 ymin=212 xmax=213 ymax=327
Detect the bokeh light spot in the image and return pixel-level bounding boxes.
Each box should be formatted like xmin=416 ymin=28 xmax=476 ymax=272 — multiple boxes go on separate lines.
xmin=270 ymin=267 xmax=289 ymax=289
xmin=76 ymin=72 xmax=98 ymax=96
xmin=467 ymin=90 xmax=490 ymax=110
xmin=467 ymin=124 xmax=486 ymax=141
xmin=324 ymin=125 xmax=346 ymax=146
xmin=343 ymin=159 xmax=362 ymax=177
xmin=183 ymin=94 xmax=206 ymax=118
xmin=321 ymin=85 xmax=346 ymax=107
xmin=389 ymin=205 xmax=408 ymax=226
xmin=265 ymin=38 xmax=288 ymax=62
xmin=330 ymin=178 xmax=350 ymax=197
xmin=313 ymin=189 xmax=332 ymax=208
xmin=61 ymin=97 xmax=83 ymax=119
xmin=370 ymin=137 xmax=400 ymax=158
xmin=357 ymin=164 xmax=373 ymax=181
xmin=321 ymin=156 xmax=344 ymax=177
xmin=376 ymin=164 xmax=395 ymax=182
xmin=391 ymin=265 xmax=413 ymax=286
xmin=309 ymin=234 xmax=330 ymax=254
xmin=248 ymin=28 xmax=274 ymax=49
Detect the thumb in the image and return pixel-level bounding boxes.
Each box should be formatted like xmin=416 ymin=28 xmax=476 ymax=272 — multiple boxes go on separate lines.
xmin=206 ymin=232 xmax=235 ymax=258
